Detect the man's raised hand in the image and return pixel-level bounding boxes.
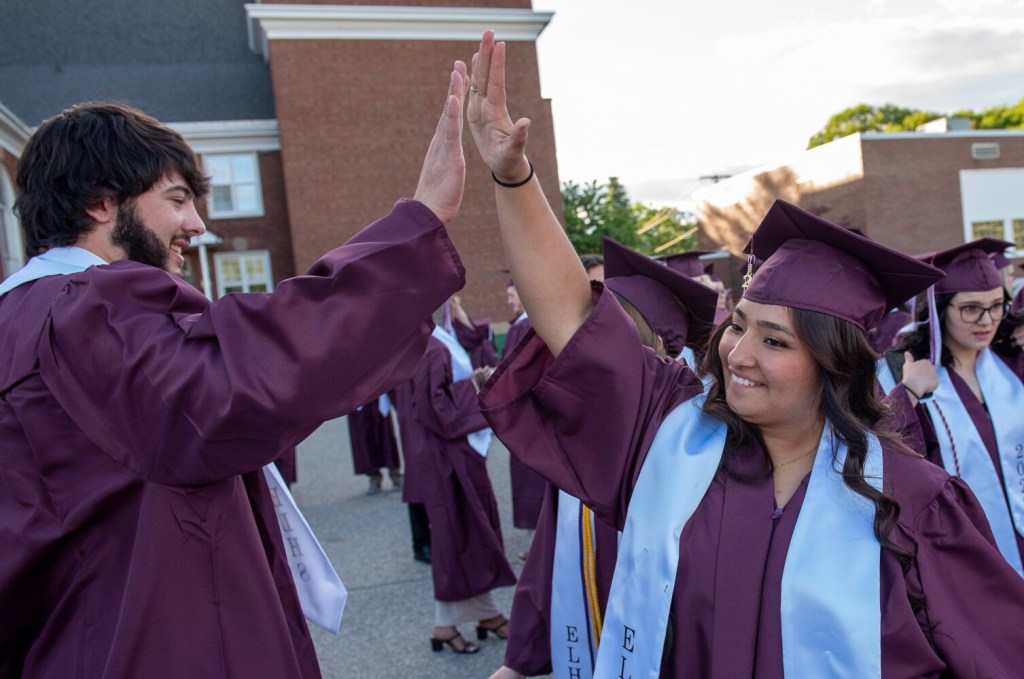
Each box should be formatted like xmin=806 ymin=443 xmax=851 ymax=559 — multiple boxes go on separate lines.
xmin=414 ymin=61 xmax=470 ymax=224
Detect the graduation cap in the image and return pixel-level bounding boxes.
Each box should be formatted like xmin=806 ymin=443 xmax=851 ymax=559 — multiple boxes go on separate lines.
xmin=924 ymin=238 xmax=1012 ymax=294
xmin=916 ymin=238 xmax=1013 ymax=362
xmin=603 ymin=237 xmax=719 ymax=355
xmin=742 ymin=200 xmax=944 ymax=331
xmin=660 ymin=251 xmax=710 ymax=278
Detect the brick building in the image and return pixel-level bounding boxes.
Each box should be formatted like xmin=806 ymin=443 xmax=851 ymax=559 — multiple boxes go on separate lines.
xmin=0 ymin=0 xmax=561 ymax=325
xmin=693 ymin=125 xmax=1024 ymax=293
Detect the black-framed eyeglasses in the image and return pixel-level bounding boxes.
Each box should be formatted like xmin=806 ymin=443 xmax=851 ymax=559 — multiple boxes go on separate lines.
xmin=953 ymin=301 xmax=1010 ymax=323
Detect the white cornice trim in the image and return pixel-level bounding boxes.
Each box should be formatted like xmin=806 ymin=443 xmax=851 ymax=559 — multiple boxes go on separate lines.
xmin=860 ymin=130 xmax=1024 ymax=141
xmin=0 ymin=102 xmax=32 ymax=157
xmin=245 ymin=4 xmax=553 ymax=60
xmin=168 ymin=119 xmax=281 ymax=154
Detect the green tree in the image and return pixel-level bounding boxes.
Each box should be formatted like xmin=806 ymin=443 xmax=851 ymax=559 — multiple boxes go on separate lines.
xmin=562 ymin=178 xmax=699 ymax=256
xmin=807 ymin=103 xmax=940 ymax=148
xmin=809 ymin=97 xmax=1024 ymax=148
xmin=971 ymin=97 xmax=1024 ymax=129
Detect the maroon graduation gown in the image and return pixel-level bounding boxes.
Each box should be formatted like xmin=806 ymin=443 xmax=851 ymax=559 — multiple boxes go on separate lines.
xmin=346 ymin=401 xmax=401 ymax=475
xmin=504 ymin=315 xmax=547 ymax=530
xmin=0 ymin=200 xmax=464 ymax=679
xmin=481 ymin=285 xmax=1024 ymax=678
xmin=453 ymin=317 xmax=499 ymax=369
xmin=407 ymin=337 xmax=516 ymax=602
xmin=504 ymin=484 xmax=619 ymax=676
xmin=893 ymin=348 xmax=1024 ymax=569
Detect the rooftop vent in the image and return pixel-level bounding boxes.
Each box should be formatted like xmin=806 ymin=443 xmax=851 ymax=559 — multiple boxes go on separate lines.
xmin=916 ymin=117 xmax=972 ymax=133
xmin=971 ymin=143 xmax=1001 ymax=160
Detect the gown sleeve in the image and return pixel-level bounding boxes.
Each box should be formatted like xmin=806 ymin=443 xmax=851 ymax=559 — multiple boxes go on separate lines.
xmin=909 ymin=476 xmax=1024 ymax=677
xmin=413 ymin=342 xmax=489 ymax=440
xmin=885 ymin=384 xmax=939 ymax=465
xmin=479 ymin=283 xmax=702 ymax=527
xmin=39 ymin=200 xmax=464 ymax=486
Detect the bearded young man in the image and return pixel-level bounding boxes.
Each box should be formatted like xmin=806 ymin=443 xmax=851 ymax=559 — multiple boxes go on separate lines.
xmin=0 ymin=61 xmax=470 ymax=678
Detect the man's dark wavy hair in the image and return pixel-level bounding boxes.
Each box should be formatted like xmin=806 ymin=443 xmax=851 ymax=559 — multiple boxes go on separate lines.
xmin=14 ymin=102 xmax=209 ymax=257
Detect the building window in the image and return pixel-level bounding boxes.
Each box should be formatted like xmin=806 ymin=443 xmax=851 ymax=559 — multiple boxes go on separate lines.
xmin=204 ymin=153 xmax=264 ymax=219
xmin=960 ymin=169 xmax=1024 ymax=254
xmin=214 ymin=251 xmax=273 ymax=296
xmin=970 ymin=220 xmax=1006 ymax=241
xmin=1 ymin=167 xmax=24 ymax=279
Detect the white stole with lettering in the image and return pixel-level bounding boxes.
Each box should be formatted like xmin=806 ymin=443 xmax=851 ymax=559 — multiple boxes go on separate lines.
xmin=594 ymin=395 xmax=725 ymax=678
xmin=594 ymin=394 xmax=884 ymax=678
xmin=430 ymin=325 xmax=493 ymax=456
xmin=1 ymin=249 xmax=349 ymax=632
xmin=925 ymin=350 xmax=1024 ymax=576
xmin=551 ymin=491 xmax=600 ymax=679
xmin=263 ymin=463 xmax=348 ymax=633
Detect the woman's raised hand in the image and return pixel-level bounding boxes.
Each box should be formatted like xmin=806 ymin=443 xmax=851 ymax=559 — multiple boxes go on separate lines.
xmin=467 ymin=30 xmax=532 ymax=184
xmin=413 ymin=61 xmax=470 ymax=225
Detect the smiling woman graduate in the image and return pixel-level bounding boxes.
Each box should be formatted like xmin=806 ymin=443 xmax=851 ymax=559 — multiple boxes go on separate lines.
xmin=466 ymin=30 xmax=1024 ymax=678
xmin=894 ymin=238 xmax=1024 ymax=578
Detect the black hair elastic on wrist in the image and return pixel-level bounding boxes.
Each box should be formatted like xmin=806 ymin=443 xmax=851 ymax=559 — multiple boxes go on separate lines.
xmin=492 ymin=161 xmax=534 ymax=188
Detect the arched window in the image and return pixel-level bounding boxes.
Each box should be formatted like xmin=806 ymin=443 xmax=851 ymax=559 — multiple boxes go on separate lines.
xmin=0 ymin=165 xmax=24 ymax=279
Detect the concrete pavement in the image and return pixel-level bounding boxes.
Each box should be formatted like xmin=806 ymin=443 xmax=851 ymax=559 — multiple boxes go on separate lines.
xmin=291 ymin=416 xmax=541 ymax=678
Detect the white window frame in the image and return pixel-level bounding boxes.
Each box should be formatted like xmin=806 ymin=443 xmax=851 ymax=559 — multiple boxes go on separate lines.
xmin=0 ymin=165 xmax=24 ymax=279
xmin=214 ymin=250 xmax=274 ymax=297
xmin=203 ymin=152 xmax=265 ymax=219
xmin=960 ymin=168 xmax=1024 ymax=255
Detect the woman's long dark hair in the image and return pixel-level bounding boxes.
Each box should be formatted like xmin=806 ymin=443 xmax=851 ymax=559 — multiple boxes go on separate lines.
xmin=701 ymin=307 xmax=928 ymax=615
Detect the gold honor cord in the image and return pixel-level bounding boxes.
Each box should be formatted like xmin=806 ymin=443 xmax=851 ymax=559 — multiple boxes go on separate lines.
xmin=581 ymin=504 xmax=603 ymax=644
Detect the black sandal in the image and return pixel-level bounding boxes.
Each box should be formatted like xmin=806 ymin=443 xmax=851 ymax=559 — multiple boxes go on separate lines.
xmin=430 ymin=631 xmax=480 ymax=654
xmin=476 ymin=617 xmax=509 ymax=641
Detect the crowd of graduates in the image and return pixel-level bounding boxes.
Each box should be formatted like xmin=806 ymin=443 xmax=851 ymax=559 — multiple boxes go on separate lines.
xmin=3 ymin=28 xmax=1024 ymax=679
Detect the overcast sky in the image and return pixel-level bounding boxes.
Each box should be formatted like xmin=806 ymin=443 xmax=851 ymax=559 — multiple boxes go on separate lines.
xmin=529 ymin=0 xmax=1024 ymax=206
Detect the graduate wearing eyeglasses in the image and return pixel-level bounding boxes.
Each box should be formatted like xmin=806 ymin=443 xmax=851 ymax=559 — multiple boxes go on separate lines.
xmin=895 ymin=238 xmax=1024 ymax=577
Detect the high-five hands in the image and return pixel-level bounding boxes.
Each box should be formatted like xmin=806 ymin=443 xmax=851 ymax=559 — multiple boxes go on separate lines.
xmin=466 ymin=30 xmax=533 ymax=185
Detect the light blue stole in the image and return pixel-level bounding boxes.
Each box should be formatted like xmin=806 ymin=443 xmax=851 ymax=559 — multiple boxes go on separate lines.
xmin=594 ymin=395 xmax=725 ymax=678
xmin=677 ymin=345 xmax=697 ymax=370
xmin=675 ymin=345 xmax=712 ymax=389
xmin=1 ymin=248 xmax=350 ymax=632
xmin=781 ymin=425 xmax=883 ymax=678
xmin=262 ymin=463 xmax=348 ymax=633
xmin=430 ymin=325 xmax=493 ymax=456
xmin=0 ymin=246 xmax=107 ymax=295
xmin=550 ymin=491 xmax=600 ymax=679
xmin=594 ymin=394 xmax=884 ymax=678
xmin=925 ymin=350 xmax=1024 ymax=576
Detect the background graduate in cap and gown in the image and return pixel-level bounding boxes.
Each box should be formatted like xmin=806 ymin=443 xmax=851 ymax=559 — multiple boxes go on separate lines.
xmin=466 ymin=30 xmax=1024 ymax=677
xmin=894 ymin=238 xmax=1024 ymax=577
xmin=503 ymin=276 xmax=548 ymax=540
xmin=398 ymin=300 xmax=515 ymax=654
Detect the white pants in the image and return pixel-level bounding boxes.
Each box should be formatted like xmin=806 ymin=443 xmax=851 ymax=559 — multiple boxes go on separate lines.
xmin=434 ymin=592 xmax=500 ymax=626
